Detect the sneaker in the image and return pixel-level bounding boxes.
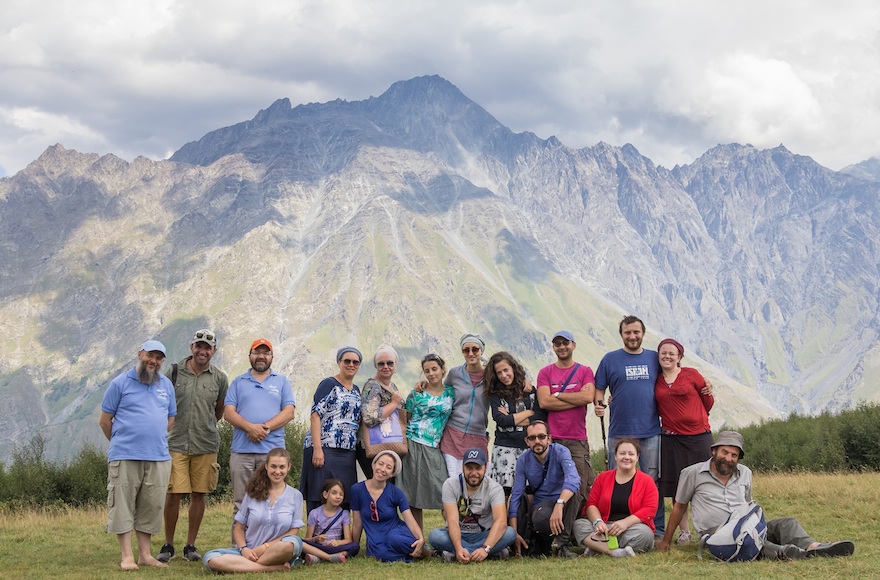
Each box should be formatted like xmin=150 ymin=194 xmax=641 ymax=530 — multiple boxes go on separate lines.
xmin=494 ymin=548 xmax=510 ymax=561
xmin=303 ymin=554 xmax=319 ymax=565
xmin=580 ymin=547 xmax=594 ymax=557
xmin=555 ymin=545 xmax=578 ymax=559
xmin=441 ymin=551 xmax=456 ymax=563
xmin=328 ymin=553 xmax=346 ymax=563
xmin=807 ymin=541 xmax=855 ymax=558
xmin=156 ymin=544 xmax=174 ymax=563
xmin=183 ymin=544 xmax=202 ymax=561
xmin=677 ymin=531 xmax=692 ymax=545
xmin=610 ymin=546 xmax=636 ymax=558
xmin=777 ymin=544 xmax=807 ymax=560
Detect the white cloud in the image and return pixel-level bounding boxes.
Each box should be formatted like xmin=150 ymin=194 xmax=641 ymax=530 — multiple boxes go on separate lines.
xmin=1 ymin=0 xmax=880 ymax=176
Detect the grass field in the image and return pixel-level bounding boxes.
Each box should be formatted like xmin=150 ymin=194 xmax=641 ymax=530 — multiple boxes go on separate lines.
xmin=2 ymin=472 xmax=876 ymax=579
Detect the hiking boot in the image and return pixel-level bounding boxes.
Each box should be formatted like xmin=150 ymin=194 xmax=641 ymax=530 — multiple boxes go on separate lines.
xmin=611 ymin=546 xmax=636 ymax=558
xmin=777 ymin=544 xmax=807 ymax=560
xmin=807 ymin=541 xmax=855 ymax=558
xmin=183 ymin=544 xmax=202 ymax=561
xmin=156 ymin=544 xmax=174 ymax=563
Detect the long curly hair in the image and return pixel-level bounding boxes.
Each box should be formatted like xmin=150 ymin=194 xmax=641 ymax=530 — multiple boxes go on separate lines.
xmin=484 ymin=351 xmax=528 ymax=402
xmin=245 ymin=447 xmax=291 ymax=501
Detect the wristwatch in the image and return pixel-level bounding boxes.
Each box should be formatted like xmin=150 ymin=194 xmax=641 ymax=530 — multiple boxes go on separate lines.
xmin=556 ymin=498 xmax=565 ymax=505
xmin=482 ymin=544 xmax=492 ymax=552
xmin=553 ymin=391 xmax=560 ymax=398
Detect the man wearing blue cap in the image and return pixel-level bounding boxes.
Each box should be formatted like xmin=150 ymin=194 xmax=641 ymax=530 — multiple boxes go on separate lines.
xmin=99 ymin=340 xmax=177 ymax=570
xmin=536 ymin=330 xmax=596 ymax=506
xmin=429 ymin=448 xmax=516 ymax=562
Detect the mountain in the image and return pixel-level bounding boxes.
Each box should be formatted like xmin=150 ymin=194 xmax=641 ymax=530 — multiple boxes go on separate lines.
xmin=1 ymin=75 xmax=877 ymax=462
xmin=841 ymin=156 xmax=880 ymax=181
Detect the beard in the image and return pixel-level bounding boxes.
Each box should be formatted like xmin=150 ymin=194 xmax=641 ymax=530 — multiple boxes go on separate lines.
xmin=251 ymin=359 xmax=270 ymax=372
xmin=136 ymin=361 xmax=159 ymax=384
xmin=713 ymin=455 xmax=737 ymax=476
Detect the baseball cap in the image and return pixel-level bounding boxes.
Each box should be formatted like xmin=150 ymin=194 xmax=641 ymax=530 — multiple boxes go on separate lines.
xmin=250 ymin=338 xmax=273 ymax=352
xmin=553 ymin=330 xmax=575 ymax=342
xmin=140 ymin=340 xmax=167 ymax=357
xmin=463 ymin=448 xmax=488 ymax=466
xmin=190 ymin=329 xmax=217 ymax=347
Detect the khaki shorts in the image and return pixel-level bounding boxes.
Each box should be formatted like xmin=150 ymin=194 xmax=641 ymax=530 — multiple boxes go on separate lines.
xmin=168 ymin=452 xmax=220 ymax=494
xmin=106 ymin=459 xmax=171 ymax=535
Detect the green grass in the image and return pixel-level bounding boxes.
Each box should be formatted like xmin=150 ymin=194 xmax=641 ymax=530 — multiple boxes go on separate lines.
xmin=1 ymin=472 xmax=876 ymax=579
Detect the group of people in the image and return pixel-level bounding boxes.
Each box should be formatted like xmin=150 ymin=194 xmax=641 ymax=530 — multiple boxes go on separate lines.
xmin=98 ymin=316 xmax=855 ymax=571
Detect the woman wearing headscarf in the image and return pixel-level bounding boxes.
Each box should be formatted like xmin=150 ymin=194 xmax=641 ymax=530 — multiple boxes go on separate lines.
xmin=356 ymin=346 xmax=404 ymax=479
xmin=654 ymin=337 xmax=714 ymax=544
xmin=301 ymin=346 xmax=363 ymax=513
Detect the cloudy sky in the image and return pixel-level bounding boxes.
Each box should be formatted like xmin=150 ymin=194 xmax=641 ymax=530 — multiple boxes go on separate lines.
xmin=2 ymin=0 xmax=879 ymax=177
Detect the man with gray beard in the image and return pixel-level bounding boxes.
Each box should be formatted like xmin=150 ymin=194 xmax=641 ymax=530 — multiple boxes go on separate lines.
xmin=99 ymin=340 xmax=177 ymax=571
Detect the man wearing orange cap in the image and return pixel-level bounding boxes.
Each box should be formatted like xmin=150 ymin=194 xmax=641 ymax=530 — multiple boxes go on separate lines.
xmin=224 ymin=338 xmax=296 ymax=518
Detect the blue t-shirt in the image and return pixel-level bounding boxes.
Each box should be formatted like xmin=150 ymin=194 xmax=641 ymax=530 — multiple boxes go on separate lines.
xmin=101 ymin=368 xmax=177 ymax=461
xmin=593 ymin=349 xmax=661 ymax=438
xmin=225 ymin=371 xmax=296 ymax=453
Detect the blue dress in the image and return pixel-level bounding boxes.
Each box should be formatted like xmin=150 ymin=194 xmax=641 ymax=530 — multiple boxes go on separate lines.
xmin=350 ymin=481 xmax=417 ymax=562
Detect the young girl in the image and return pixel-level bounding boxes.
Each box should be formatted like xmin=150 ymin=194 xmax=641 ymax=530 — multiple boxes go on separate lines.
xmin=202 ymin=448 xmax=345 ymax=573
xmin=484 ymin=351 xmax=545 ymax=495
xmin=396 ymin=353 xmax=454 ymax=533
xmin=304 ymin=479 xmax=361 ymax=559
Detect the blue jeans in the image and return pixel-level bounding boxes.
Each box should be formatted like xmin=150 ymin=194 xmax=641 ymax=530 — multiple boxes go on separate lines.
xmin=608 ymin=435 xmax=664 ymax=535
xmin=428 ymin=526 xmax=517 ymax=556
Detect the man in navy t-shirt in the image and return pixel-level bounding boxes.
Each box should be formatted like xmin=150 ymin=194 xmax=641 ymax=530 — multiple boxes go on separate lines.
xmin=593 ymin=315 xmax=664 ymax=537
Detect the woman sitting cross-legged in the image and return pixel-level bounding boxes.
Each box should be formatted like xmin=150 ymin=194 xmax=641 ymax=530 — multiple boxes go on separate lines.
xmin=573 ymin=438 xmax=658 ymax=557
xmin=202 ymin=448 xmax=345 ymax=573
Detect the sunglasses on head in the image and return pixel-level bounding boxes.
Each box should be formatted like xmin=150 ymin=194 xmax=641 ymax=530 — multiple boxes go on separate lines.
xmin=376 ymin=361 xmax=395 ymax=368
xmin=422 ymin=353 xmax=442 ymax=364
xmin=194 ymin=331 xmax=215 ymax=342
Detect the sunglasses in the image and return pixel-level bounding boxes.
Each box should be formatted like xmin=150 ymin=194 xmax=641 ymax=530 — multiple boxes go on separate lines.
xmin=526 ymin=433 xmax=549 ymax=442
xmin=369 ymin=500 xmax=379 ymax=522
xmin=462 ymin=346 xmax=481 ymax=354
xmin=342 ymin=358 xmax=361 ymax=366
xmin=194 ymin=331 xmax=215 ymax=342
xmin=457 ymin=496 xmax=473 ymax=519
xmin=421 ymin=353 xmax=442 ymax=364
xmin=376 ymin=361 xmax=395 ymax=368
xmin=552 ymin=339 xmax=571 ymax=346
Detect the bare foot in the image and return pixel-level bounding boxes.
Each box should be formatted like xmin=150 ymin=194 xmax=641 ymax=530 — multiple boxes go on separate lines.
xmin=120 ymin=557 xmax=139 ymax=571
xmin=138 ymin=556 xmax=169 ymax=568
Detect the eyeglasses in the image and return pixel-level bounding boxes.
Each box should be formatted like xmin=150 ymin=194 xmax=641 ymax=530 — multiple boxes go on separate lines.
xmin=552 ymin=339 xmax=571 ymax=346
xmin=250 ymin=350 xmax=273 ymax=356
xmin=526 ymin=434 xmax=549 ymax=442
xmin=369 ymin=500 xmax=379 ymax=522
xmin=376 ymin=361 xmax=395 ymax=368
xmin=194 ymin=331 xmax=215 ymax=342
xmin=342 ymin=359 xmax=361 ymax=366
xmin=462 ymin=346 xmax=481 ymax=354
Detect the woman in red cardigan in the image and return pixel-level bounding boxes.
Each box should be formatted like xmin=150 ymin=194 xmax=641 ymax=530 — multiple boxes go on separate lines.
xmin=572 ymin=439 xmax=657 ymax=557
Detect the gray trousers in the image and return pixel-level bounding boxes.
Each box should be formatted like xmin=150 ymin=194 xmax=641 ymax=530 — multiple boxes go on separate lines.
xmin=761 ymin=517 xmax=816 ymax=559
xmin=229 ymin=452 xmax=266 ymax=516
xmin=572 ymin=519 xmax=655 ymax=553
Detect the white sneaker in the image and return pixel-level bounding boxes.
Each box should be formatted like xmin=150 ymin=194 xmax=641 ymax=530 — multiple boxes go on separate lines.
xmin=610 ymin=546 xmax=636 ymax=558
xmin=677 ymin=531 xmax=692 ymax=545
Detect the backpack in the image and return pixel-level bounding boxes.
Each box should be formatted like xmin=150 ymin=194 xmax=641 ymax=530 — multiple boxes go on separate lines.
xmin=697 ymin=503 xmax=767 ymax=562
